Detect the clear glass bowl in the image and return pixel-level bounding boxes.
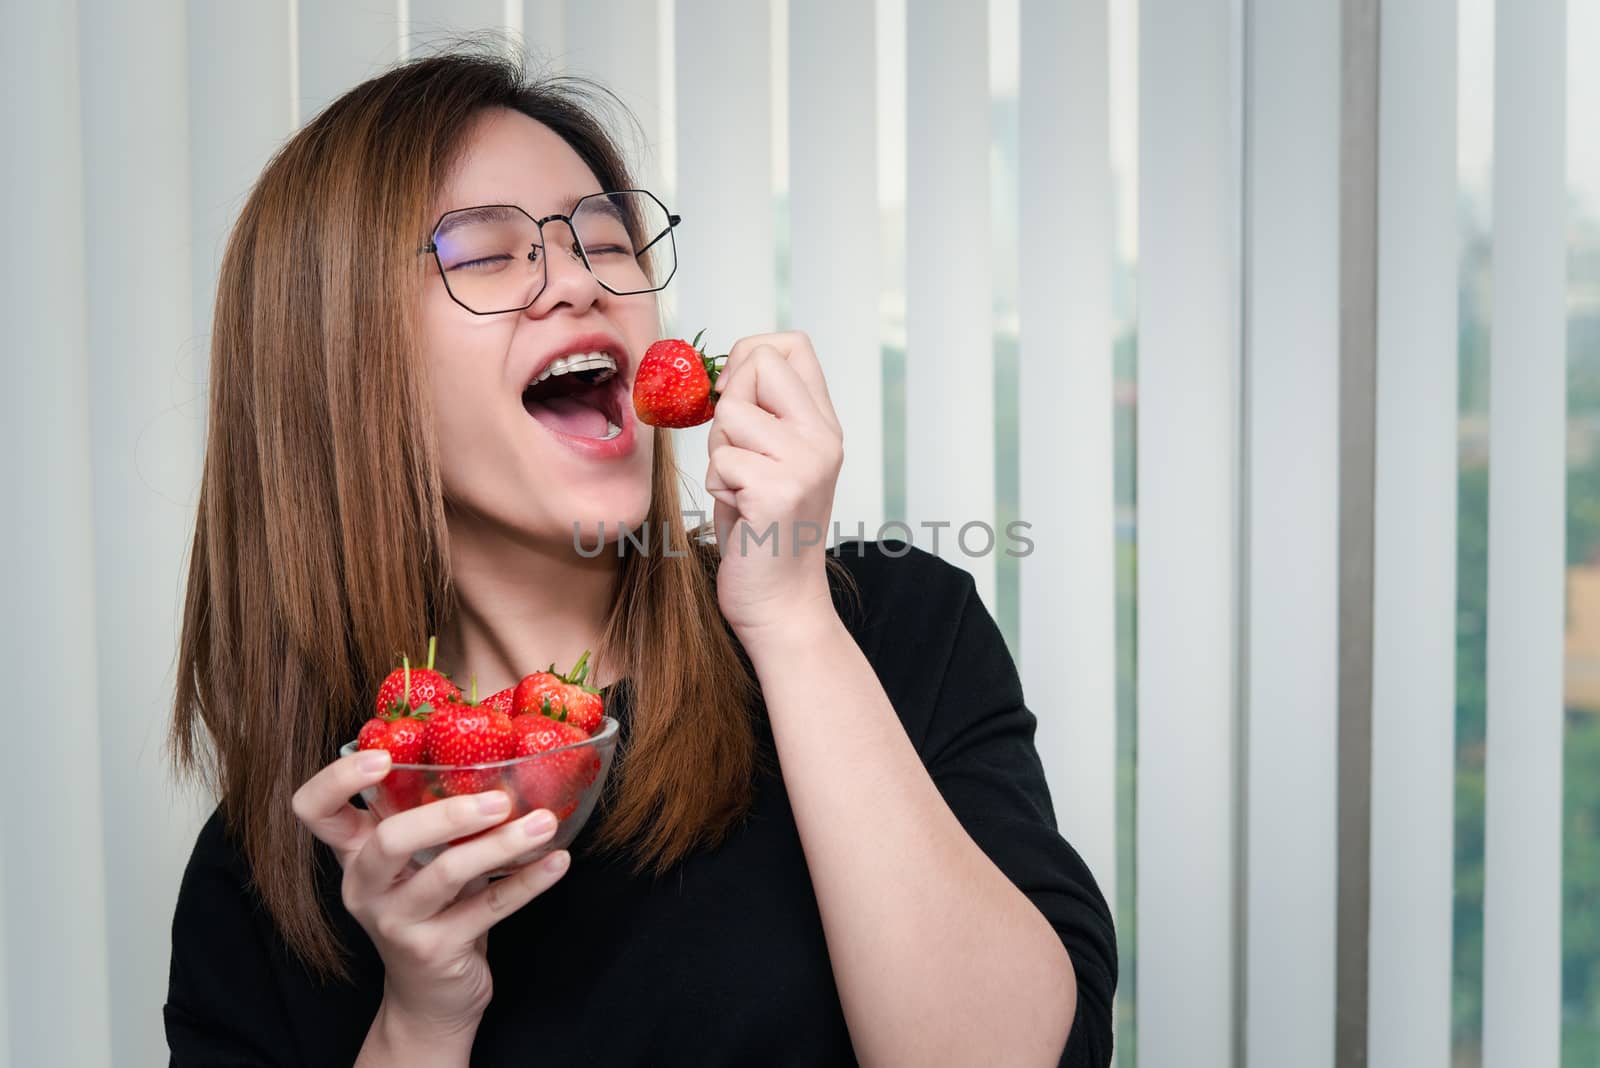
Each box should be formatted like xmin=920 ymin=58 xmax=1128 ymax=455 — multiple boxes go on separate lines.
xmin=339 ymin=716 xmax=619 ymax=872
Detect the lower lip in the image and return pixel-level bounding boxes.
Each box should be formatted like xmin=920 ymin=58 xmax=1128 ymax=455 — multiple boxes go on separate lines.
xmin=531 ymin=386 xmax=640 ymax=461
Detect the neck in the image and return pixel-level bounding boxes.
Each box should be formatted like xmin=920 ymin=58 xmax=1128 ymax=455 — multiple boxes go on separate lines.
xmin=435 ymin=508 xmax=623 ymax=698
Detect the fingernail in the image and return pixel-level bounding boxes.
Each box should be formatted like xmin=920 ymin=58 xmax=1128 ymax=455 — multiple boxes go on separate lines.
xmin=357 ymin=750 xmax=391 ymax=773
xmin=526 ymin=811 xmax=558 ymax=837
xmin=544 ymin=850 xmax=570 ymax=874
xmin=478 ymin=792 xmax=510 ymax=814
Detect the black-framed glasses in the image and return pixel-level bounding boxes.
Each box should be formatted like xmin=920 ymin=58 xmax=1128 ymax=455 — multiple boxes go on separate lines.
xmin=419 ymin=189 xmax=681 ymax=315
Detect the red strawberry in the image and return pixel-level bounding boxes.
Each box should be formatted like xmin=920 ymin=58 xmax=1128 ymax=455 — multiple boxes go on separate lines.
xmin=481 ymin=686 xmax=516 ymax=717
xmin=512 ymin=650 xmax=605 ymax=736
xmin=512 ymin=674 xmax=562 ymax=721
xmin=374 ymin=636 xmax=459 ymax=717
xmin=425 ymin=700 xmax=515 ymax=796
xmin=358 ymin=710 xmax=432 ymax=810
xmin=632 ymin=330 xmax=725 ymax=428
xmin=358 ymin=716 xmax=391 ymax=751
xmin=357 ymin=713 xmax=429 ymax=763
xmin=510 ymin=716 xmax=600 ymax=821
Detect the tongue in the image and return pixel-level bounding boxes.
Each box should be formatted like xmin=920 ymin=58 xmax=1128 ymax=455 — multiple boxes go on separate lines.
xmin=525 ymin=393 xmax=611 ymax=438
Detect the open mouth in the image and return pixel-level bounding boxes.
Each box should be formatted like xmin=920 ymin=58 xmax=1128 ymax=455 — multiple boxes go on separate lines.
xmin=521 ymin=354 xmax=624 ymax=441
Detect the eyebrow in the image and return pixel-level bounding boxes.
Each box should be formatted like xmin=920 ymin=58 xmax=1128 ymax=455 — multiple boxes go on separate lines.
xmin=433 ymin=204 xmax=526 ymax=239
xmin=433 ymin=193 xmax=620 ymax=235
xmin=580 ymin=195 xmax=627 ymax=223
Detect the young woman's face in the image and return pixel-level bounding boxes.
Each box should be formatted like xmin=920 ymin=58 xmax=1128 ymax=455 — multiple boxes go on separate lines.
xmin=420 ymin=107 xmax=657 ymax=551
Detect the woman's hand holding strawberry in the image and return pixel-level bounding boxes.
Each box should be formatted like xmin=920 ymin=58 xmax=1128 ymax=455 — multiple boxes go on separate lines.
xmin=700 ymin=331 xmax=844 ymax=645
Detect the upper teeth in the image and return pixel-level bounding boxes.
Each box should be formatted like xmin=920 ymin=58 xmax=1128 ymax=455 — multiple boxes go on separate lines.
xmin=532 ymin=352 xmax=617 ymax=386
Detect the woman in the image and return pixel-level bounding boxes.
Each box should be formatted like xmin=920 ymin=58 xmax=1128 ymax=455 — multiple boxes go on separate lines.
xmin=164 ymin=48 xmax=1116 ymax=1067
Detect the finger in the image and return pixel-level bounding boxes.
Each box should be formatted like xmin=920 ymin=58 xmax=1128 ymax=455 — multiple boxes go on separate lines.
xmin=717 ymin=333 xmax=763 ymax=383
xmin=433 ymin=849 xmax=573 ymax=945
xmin=347 ymin=790 xmax=515 ymax=896
xmin=707 ymin=397 xmax=795 ymax=460
xmin=707 ymin=446 xmax=790 ymax=556
xmin=706 ymin=443 xmax=780 ymax=498
xmin=725 ymin=331 xmax=811 ymax=379
xmin=724 ymin=331 xmax=840 ymax=431
xmin=715 ymin=345 xmax=819 ymax=425
xmin=292 ymin=749 xmax=393 ymax=859
xmin=388 ymin=808 xmax=561 ymax=922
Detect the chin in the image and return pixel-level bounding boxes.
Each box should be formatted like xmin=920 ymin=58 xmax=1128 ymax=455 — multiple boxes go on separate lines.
xmin=563 ymin=485 xmax=656 ymax=548
xmin=566 ymin=510 xmax=664 ymax=558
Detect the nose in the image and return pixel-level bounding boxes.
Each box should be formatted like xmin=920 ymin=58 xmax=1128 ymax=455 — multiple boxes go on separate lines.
xmin=526 ymin=218 xmax=602 ymax=318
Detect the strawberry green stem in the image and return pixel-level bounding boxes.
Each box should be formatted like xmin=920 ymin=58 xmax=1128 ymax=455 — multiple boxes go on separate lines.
xmin=688 ymin=328 xmax=727 ymax=394
xmin=426 ymin=635 xmax=438 ymax=672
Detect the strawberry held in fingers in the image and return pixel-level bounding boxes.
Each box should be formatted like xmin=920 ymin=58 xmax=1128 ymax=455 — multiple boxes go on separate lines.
xmin=513 ymin=650 xmax=605 ymax=735
xmin=373 ymin=636 xmax=459 ymax=717
xmin=633 ymin=330 xmax=725 ymax=428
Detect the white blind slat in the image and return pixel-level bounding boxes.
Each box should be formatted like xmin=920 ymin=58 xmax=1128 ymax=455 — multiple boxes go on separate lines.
xmin=80 ymin=0 xmax=209 ymax=1060
xmin=406 ymin=0 xmax=508 ymax=45
xmin=1368 ymin=0 xmax=1460 ymax=1063
xmin=905 ymin=2 xmax=994 ymax=604
xmin=1135 ymin=0 xmax=1241 ymax=1062
xmin=669 ymin=0 xmax=775 ymax=521
xmin=521 ymin=0 xmax=567 ymax=65
xmin=1242 ymin=2 xmax=1340 ymax=1065
xmin=188 ymin=0 xmax=294 ymax=452
xmin=1482 ymin=0 xmax=1567 ymax=1063
xmin=297 ymin=2 xmax=403 ymax=123
xmin=564 ymin=0 xmax=668 ymax=197
xmin=0 ymin=3 xmax=114 ymax=1064
xmin=790 ymin=0 xmax=883 ymax=536
xmin=1017 ymin=0 xmax=1118 ymax=911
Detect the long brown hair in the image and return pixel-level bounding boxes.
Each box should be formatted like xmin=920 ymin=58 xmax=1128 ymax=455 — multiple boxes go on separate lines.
xmin=171 ymin=45 xmax=848 ymax=979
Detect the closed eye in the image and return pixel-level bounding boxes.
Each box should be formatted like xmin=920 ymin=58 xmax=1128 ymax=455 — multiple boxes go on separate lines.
xmin=448 ymin=253 xmax=515 ymax=272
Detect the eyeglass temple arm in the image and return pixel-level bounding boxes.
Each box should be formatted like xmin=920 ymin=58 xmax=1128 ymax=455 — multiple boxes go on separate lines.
xmin=635 ymin=213 xmax=681 ymax=258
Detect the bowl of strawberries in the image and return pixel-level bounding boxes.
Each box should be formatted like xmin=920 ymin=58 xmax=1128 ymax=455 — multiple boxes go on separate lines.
xmin=341 ymin=640 xmax=620 ymax=872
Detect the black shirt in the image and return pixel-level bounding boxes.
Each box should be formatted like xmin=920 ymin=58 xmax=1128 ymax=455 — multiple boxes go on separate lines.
xmin=165 ymin=541 xmax=1117 ymax=1066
